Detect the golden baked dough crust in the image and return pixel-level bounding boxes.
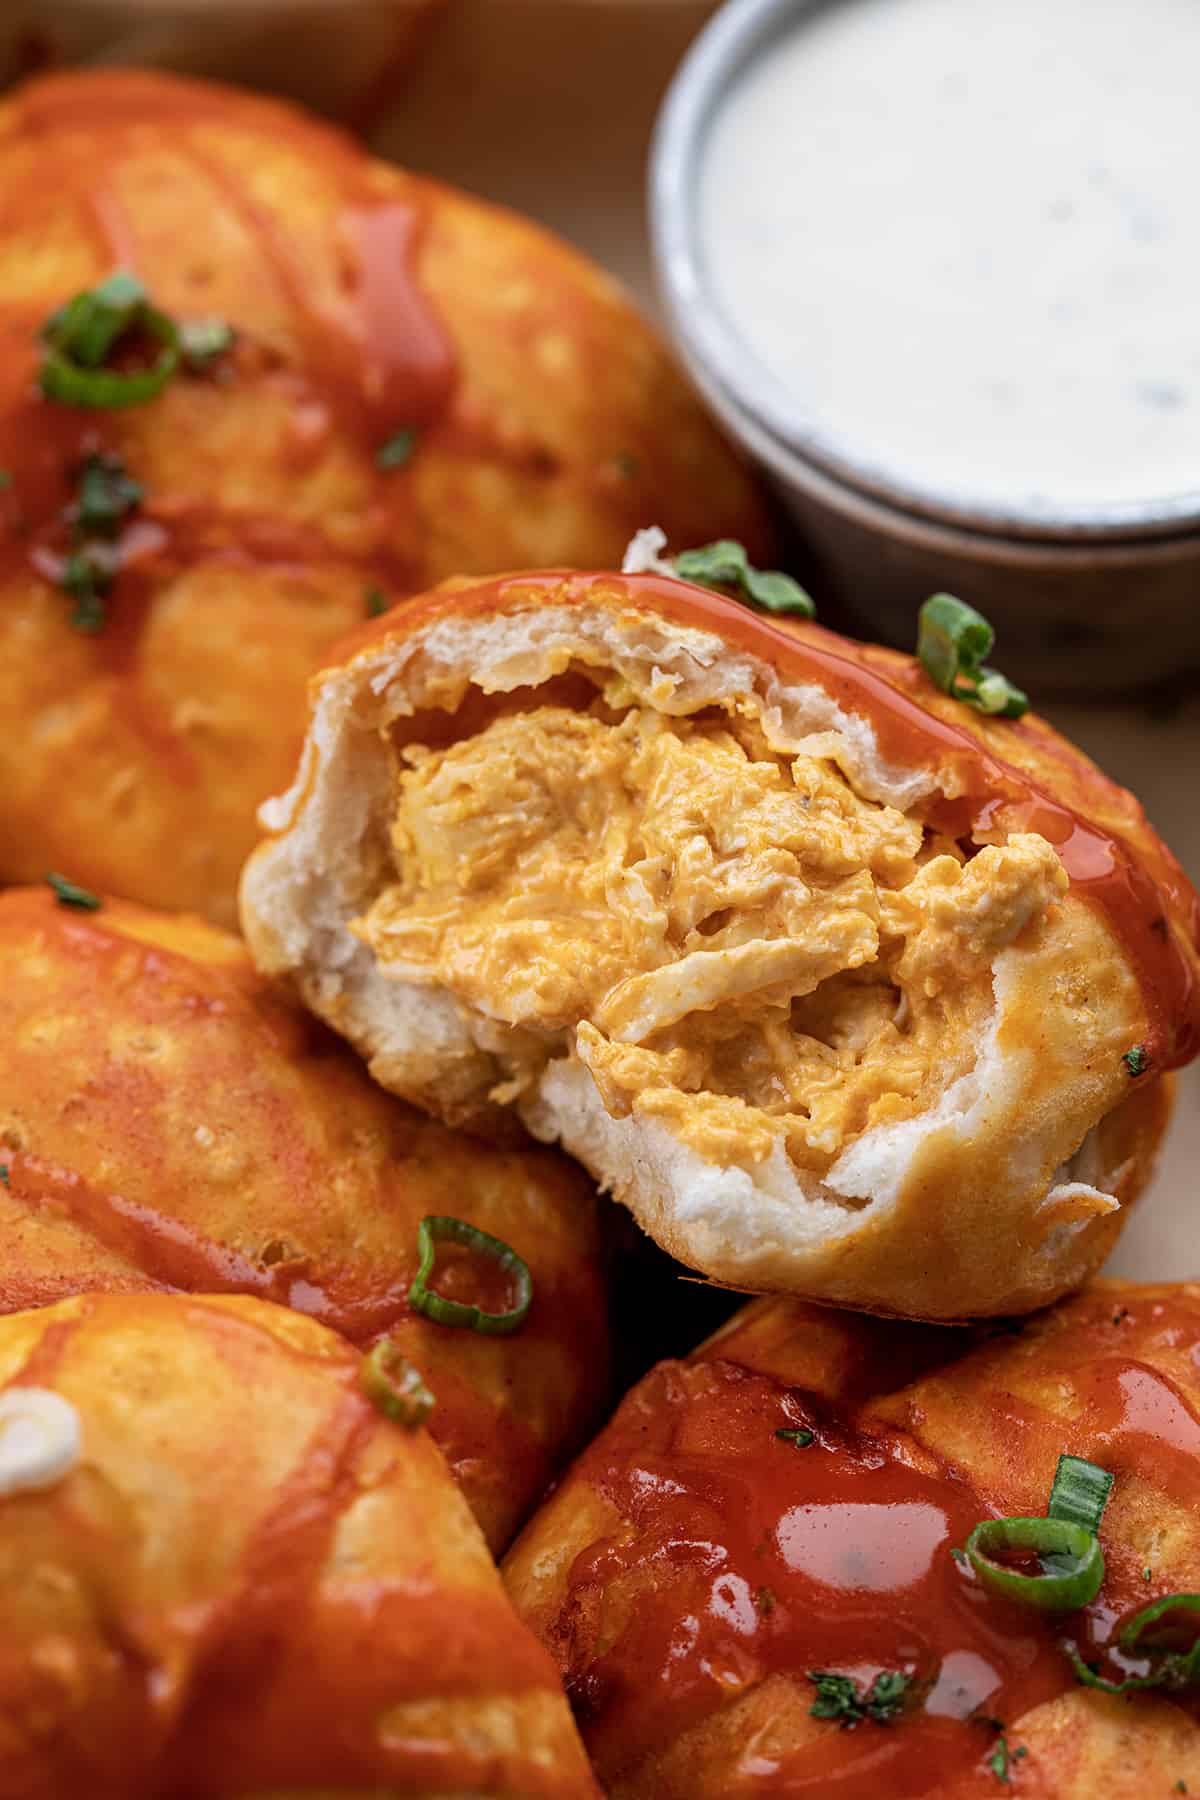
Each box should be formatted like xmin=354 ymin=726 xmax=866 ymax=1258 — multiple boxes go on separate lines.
xmin=0 ymin=1290 xmax=597 ymax=1799
xmin=0 ymin=70 xmax=767 ymax=926
xmin=0 ymin=884 xmax=610 ymax=1551
xmin=503 ymin=1281 xmax=1200 ymax=1798
xmin=241 ymin=570 xmax=1196 ymax=1318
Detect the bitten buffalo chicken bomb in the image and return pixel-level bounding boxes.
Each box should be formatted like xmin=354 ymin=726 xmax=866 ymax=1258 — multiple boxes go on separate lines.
xmin=241 ymin=570 xmax=1196 ymax=1320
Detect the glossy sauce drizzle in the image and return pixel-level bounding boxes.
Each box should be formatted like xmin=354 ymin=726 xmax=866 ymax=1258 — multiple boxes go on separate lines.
xmin=384 ymin=572 xmax=1200 ymax=1071
xmin=559 ymin=1338 xmax=1200 ymax=1795
xmin=0 ymin=70 xmax=458 ymax=665
xmin=0 ymin=896 xmax=603 ymax=1546
xmin=0 ymin=1296 xmax=579 ymax=1798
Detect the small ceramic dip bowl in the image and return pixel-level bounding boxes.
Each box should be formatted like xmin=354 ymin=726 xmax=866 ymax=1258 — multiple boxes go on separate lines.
xmin=651 ymin=0 xmax=1200 ymax=692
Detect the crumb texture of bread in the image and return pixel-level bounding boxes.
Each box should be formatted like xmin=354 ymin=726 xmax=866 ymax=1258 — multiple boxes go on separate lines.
xmin=241 ymin=571 xmax=1196 ymax=1319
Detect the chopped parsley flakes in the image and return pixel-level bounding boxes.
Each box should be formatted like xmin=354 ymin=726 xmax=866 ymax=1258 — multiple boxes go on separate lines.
xmin=56 ymin=452 xmax=142 ymax=634
xmin=377 ymin=427 xmax=418 ymax=471
xmin=45 ymin=872 xmax=102 ymax=911
xmin=987 ymin=1731 xmax=1027 ymax=1784
xmin=808 ymin=1668 xmax=914 ymax=1728
xmin=61 ymin=549 xmax=111 ymax=634
xmin=73 ymin=453 xmax=142 ymax=534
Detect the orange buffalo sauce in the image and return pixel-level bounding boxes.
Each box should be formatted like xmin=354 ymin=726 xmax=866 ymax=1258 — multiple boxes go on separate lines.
xmin=6 ymin=71 xmax=457 ymax=437
xmin=552 ymin=1296 xmax=1200 ymax=1795
xmin=360 ymin=571 xmax=1200 ymax=1072
xmin=0 ymin=1295 xmax=580 ymax=1799
xmin=0 ymin=69 xmax=458 ymax=669
xmin=0 ymin=896 xmax=606 ymax=1549
xmin=0 ymin=1139 xmax=547 ymax=1538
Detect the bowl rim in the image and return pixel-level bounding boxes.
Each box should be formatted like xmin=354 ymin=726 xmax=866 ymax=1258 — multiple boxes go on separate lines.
xmin=660 ymin=261 xmax=1200 ymax=572
xmin=649 ymin=0 xmax=1200 ymax=545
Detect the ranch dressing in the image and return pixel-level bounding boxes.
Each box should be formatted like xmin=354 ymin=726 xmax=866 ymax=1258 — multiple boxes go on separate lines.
xmin=697 ymin=0 xmax=1200 ymax=523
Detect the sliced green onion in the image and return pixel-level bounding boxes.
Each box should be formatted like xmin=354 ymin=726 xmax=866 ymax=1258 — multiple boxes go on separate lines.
xmin=38 ymin=270 xmax=215 ymax=410
xmin=45 ymin=872 xmax=102 ymax=911
xmin=776 ymin=1427 xmax=814 ymax=1448
xmin=1124 ymin=1044 xmax=1151 ymax=1077
xmin=1065 ymin=1596 xmax=1200 ymax=1696
xmin=360 ymin=1338 xmax=434 ymax=1428
xmin=973 ymin=671 xmax=1023 ymax=716
xmin=920 ymin=592 xmax=992 ymax=690
xmin=916 ymin=593 xmax=1028 ymax=720
xmin=40 ymin=273 xmax=233 ymax=405
xmin=1066 ymin=1645 xmax=1150 ymax=1695
xmin=674 ymin=539 xmax=815 ymax=618
xmin=377 ymin=426 xmax=418 ymax=471
xmin=1069 ymin=1593 xmax=1200 ymax=1691
xmin=42 ymin=308 xmax=179 ymax=410
xmin=1047 ymin=1453 xmax=1114 ymax=1535
xmin=365 ymin=584 xmax=388 ymax=618
xmin=407 ymin=1215 xmax=533 ymax=1336
xmin=41 ymin=335 xmax=179 ymax=409
xmin=1121 ymin=1593 xmax=1200 ymax=1658
xmin=964 ymin=1516 xmax=1105 ymax=1611
xmin=43 ymin=271 xmax=147 ymax=367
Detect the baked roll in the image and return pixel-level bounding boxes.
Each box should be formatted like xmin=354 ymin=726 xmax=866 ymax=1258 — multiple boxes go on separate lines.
xmin=0 ymin=884 xmax=609 ymax=1550
xmin=503 ymin=1282 xmax=1200 ymax=1799
xmin=0 ymin=1290 xmax=597 ymax=1798
xmin=0 ymin=70 xmax=766 ymax=926
xmin=240 ymin=569 xmax=1196 ymax=1319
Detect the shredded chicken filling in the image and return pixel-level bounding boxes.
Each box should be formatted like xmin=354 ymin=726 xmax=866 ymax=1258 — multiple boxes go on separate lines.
xmin=355 ymin=702 xmax=1068 ymax=1173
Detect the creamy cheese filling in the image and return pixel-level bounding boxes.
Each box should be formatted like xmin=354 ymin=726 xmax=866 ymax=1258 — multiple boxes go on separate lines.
xmin=354 ymin=701 xmax=1067 ymax=1175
